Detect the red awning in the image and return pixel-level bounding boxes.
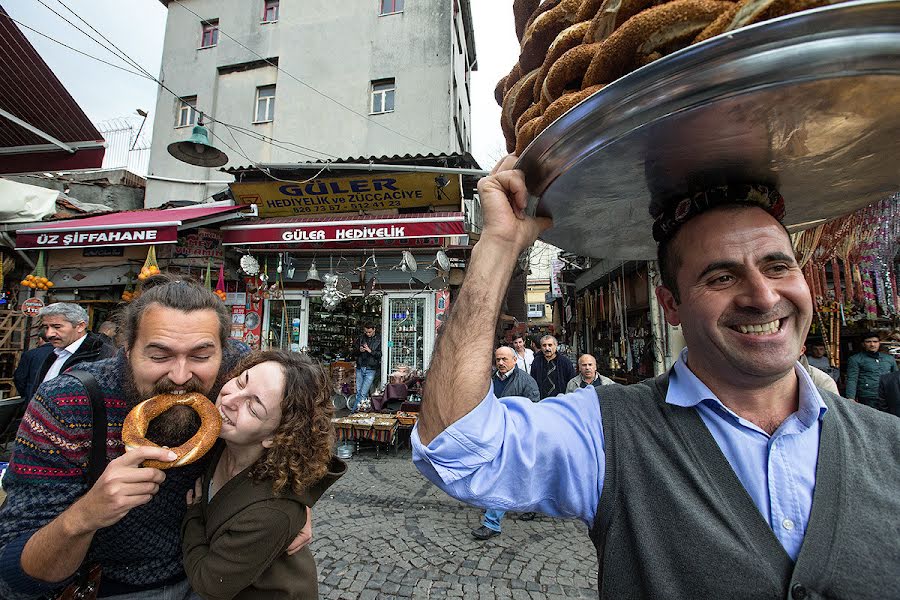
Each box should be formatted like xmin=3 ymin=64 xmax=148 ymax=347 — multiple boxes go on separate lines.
xmin=221 ymin=212 xmax=466 ymax=247
xmin=15 ymin=205 xmax=246 ymax=249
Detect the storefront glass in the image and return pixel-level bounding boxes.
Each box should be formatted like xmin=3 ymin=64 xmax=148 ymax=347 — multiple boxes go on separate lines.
xmin=385 ymin=296 xmax=426 ymax=373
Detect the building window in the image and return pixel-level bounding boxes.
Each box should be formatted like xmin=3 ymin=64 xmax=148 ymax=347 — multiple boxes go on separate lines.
xmin=200 ymin=20 xmax=219 ymax=48
xmin=380 ymin=0 xmax=404 ymax=15
xmin=255 ymin=85 xmax=276 ymax=122
xmin=177 ymin=96 xmax=198 ymax=128
xmin=527 ymin=303 xmax=545 ymax=318
xmin=370 ymin=79 xmax=395 ymax=114
xmin=263 ymin=0 xmax=279 ymax=22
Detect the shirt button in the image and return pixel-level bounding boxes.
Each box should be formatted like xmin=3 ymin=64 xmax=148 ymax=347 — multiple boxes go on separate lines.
xmin=782 ymin=518 xmax=795 ymax=531
xmin=791 ymin=583 xmax=808 ymax=599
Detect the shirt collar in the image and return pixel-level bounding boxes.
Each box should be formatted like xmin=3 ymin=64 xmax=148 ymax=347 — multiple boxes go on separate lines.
xmin=496 ymin=369 xmax=513 ymax=381
xmin=667 ymin=347 xmax=827 ymax=428
xmin=60 ymin=333 xmax=87 ymax=357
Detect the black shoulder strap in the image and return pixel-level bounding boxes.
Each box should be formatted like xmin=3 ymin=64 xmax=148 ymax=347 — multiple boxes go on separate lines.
xmin=66 ymin=370 xmax=107 ymax=485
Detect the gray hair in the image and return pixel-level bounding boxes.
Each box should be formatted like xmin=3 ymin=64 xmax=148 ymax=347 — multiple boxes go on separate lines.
xmin=539 ymin=335 xmax=558 ymax=344
xmin=39 ymin=302 xmax=88 ymax=326
xmin=578 ymin=354 xmax=597 ymax=364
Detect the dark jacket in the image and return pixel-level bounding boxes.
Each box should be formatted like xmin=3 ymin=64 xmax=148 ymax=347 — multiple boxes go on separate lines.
xmin=13 ymin=344 xmax=54 ymax=401
xmin=182 ymin=444 xmax=347 ymax=600
xmin=35 ymin=331 xmax=116 ymax=385
xmin=878 ymin=371 xmax=900 ymax=417
xmin=353 ymin=332 xmax=381 ymax=370
xmin=845 ymin=351 xmax=898 ymax=400
xmin=530 ymin=353 xmax=576 ymax=398
xmin=493 ymin=367 xmax=540 ymax=402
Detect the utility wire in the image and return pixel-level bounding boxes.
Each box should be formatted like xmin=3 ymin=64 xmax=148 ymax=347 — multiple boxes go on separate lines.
xmin=31 ymin=0 xmax=341 ymax=165
xmin=2 ymin=15 xmax=155 ymax=80
xmin=170 ymin=0 xmax=443 ymax=154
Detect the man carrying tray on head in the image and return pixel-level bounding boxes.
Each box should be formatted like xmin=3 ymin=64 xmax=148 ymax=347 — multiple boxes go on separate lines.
xmin=412 ymin=155 xmax=900 ymax=598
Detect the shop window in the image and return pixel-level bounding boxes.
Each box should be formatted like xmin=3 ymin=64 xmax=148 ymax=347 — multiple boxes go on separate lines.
xmin=527 ymin=303 xmax=545 ymax=318
xmin=371 ymin=79 xmax=395 ymax=114
xmin=263 ymin=0 xmax=279 ymax=22
xmin=177 ymin=96 xmax=198 ymax=128
xmin=380 ymin=0 xmax=404 ymax=15
xmin=200 ymin=20 xmax=219 ymax=48
xmin=255 ymin=85 xmax=276 ymax=123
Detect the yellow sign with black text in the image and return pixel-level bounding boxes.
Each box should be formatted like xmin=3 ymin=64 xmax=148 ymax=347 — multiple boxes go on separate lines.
xmin=230 ymin=172 xmax=462 ymax=217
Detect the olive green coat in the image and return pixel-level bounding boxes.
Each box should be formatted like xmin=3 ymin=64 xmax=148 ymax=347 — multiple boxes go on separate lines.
xmin=182 ymin=444 xmax=346 ymax=600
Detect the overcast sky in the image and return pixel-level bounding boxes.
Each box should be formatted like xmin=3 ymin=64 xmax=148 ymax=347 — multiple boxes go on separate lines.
xmin=2 ymin=0 xmax=518 ymax=171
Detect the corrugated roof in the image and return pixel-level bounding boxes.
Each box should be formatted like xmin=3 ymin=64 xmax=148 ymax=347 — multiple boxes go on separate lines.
xmin=224 ymin=152 xmax=482 ymax=175
xmin=0 ymin=7 xmax=105 ymax=150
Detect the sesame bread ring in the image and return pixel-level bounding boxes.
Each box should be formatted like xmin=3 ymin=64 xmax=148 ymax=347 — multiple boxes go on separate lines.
xmin=582 ymin=0 xmax=733 ymax=88
xmin=514 ymin=0 xmax=542 ymax=41
xmin=121 ymin=392 xmax=221 ymax=470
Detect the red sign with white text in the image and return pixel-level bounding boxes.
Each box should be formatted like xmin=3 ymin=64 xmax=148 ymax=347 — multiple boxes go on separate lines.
xmin=222 ymin=215 xmax=464 ymax=246
xmin=15 ymin=227 xmax=177 ymax=249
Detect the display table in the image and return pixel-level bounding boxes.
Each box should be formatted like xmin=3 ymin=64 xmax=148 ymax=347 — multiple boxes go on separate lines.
xmin=332 ymin=412 xmax=398 ymax=456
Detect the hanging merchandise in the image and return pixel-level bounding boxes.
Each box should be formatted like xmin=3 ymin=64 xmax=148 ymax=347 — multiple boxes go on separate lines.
xmin=321 ymin=273 xmax=341 ymax=311
xmin=138 ymin=246 xmax=160 ymax=281
xmin=204 ymin=259 xmax=213 ymax=290
xmin=240 ymin=253 xmax=260 ymax=276
xmin=20 ymin=251 xmax=53 ymax=290
xmin=121 ymin=270 xmax=138 ymax=302
xmin=215 ymin=264 xmax=227 ymax=301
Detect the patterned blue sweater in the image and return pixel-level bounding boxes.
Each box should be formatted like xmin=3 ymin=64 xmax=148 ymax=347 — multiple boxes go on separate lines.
xmin=0 ymin=340 xmax=248 ymax=599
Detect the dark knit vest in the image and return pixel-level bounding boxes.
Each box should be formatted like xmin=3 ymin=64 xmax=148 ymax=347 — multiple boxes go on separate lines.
xmin=589 ymin=373 xmax=900 ymax=600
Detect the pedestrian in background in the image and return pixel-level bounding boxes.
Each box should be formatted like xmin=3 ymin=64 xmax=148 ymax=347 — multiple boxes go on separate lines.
xmin=351 ymin=322 xmax=381 ymax=412
xmin=511 ymin=333 xmax=534 ymax=373
xmin=529 ymin=335 xmax=575 ymax=398
xmin=35 ymin=303 xmax=115 ymax=387
xmin=12 ymin=334 xmax=52 ymax=401
xmin=878 ymin=371 xmax=900 ymax=417
xmin=565 ymin=354 xmax=615 ymax=393
xmin=472 ymin=346 xmax=539 ymax=541
xmin=845 ymin=332 xmax=898 ymax=411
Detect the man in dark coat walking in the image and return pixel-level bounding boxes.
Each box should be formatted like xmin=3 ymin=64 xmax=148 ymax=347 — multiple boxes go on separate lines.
xmin=878 ymin=371 xmax=900 ymax=417
xmin=34 ymin=303 xmax=116 ymax=388
xmin=13 ymin=336 xmax=53 ymax=401
xmin=529 ymin=335 xmax=575 ymax=398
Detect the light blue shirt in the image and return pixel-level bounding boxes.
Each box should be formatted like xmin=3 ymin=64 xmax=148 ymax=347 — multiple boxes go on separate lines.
xmin=412 ymin=348 xmax=827 ymax=561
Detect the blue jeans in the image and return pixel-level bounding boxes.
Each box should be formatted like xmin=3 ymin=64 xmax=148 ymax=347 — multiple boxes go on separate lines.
xmin=482 ymin=508 xmax=506 ymax=532
xmin=353 ymin=367 xmax=377 ymax=411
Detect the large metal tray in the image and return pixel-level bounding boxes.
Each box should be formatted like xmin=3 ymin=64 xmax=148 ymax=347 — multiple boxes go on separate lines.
xmin=517 ymin=0 xmax=900 ymax=259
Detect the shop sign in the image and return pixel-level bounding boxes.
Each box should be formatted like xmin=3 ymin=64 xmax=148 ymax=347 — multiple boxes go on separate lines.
xmin=232 ymin=236 xmax=455 ymax=251
xmin=157 ymin=228 xmax=223 ymax=266
xmin=21 ymin=297 xmax=44 ymax=316
xmin=83 ymin=247 xmax=124 ymax=257
xmin=16 ymin=227 xmax=177 ymax=250
xmin=223 ymin=217 xmax=465 ymax=246
xmin=230 ymin=172 xmax=462 ymax=217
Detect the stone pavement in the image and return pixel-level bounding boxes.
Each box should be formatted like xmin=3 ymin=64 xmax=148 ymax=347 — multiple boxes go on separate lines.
xmin=311 ymin=446 xmax=599 ymax=599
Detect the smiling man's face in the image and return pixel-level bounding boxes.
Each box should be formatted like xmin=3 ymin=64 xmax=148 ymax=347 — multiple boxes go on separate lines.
xmin=656 ymin=206 xmax=812 ymax=387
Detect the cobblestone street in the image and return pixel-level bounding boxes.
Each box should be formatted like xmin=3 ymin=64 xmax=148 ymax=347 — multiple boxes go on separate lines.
xmin=311 ymin=447 xmax=598 ymax=599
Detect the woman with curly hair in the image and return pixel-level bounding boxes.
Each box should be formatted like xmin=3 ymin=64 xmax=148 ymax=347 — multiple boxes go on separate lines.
xmin=181 ymin=349 xmax=346 ymax=600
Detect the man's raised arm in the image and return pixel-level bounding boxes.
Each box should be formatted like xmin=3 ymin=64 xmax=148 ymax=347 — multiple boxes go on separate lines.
xmin=417 ymin=156 xmax=551 ymax=445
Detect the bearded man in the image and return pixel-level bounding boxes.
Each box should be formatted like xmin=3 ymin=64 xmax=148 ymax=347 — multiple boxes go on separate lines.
xmin=0 ymin=277 xmax=308 ymax=600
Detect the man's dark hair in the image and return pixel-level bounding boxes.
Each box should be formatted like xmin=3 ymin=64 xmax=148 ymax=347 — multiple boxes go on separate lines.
xmin=123 ymin=274 xmax=230 ymax=350
xmin=862 ymin=331 xmax=881 ymax=342
xmin=512 ymin=333 xmax=525 ymax=342
xmin=656 ymin=204 xmax=794 ymax=304
xmin=361 ymin=321 xmax=375 ymax=329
